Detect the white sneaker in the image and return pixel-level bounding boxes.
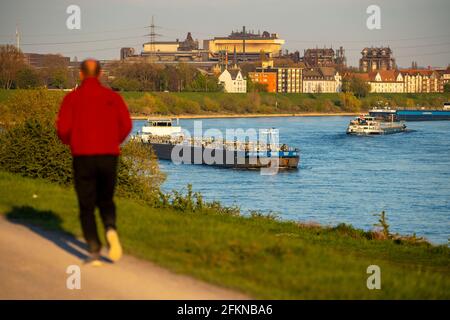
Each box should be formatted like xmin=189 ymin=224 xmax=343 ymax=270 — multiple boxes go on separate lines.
xmin=106 ymin=229 xmax=123 ymax=262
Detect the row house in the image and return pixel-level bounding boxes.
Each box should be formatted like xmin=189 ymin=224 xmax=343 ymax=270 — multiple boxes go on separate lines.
xmin=347 ymin=68 xmax=449 ymax=93
xmin=302 ymin=67 xmax=342 ymax=93
xmin=368 ymin=70 xmax=404 ymax=93
xmin=401 ymin=69 xmax=441 ymax=93
xmin=437 ymin=68 xmax=450 ymax=92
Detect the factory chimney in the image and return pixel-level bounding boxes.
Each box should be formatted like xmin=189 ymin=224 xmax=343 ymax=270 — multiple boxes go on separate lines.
xmin=242 ymin=26 xmax=246 ymax=62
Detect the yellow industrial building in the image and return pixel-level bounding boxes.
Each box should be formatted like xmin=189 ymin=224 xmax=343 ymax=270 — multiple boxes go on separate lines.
xmin=203 ymin=27 xmax=285 ymax=61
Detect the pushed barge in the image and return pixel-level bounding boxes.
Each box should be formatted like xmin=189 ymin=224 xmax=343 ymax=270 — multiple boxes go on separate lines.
xmin=133 ymin=119 xmax=300 ymax=169
xmin=369 ymin=104 xmax=450 ymax=121
xmin=346 ymin=115 xmax=407 ymax=135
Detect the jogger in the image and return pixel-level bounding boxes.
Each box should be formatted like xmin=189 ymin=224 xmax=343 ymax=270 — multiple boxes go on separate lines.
xmin=56 ymin=59 xmax=132 ymax=265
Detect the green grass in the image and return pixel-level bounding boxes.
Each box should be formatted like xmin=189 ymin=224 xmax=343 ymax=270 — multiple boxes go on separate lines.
xmin=0 ymin=89 xmax=16 ymax=103
xmin=0 ymin=171 xmax=449 ymax=299
xmin=119 ymin=91 xmax=450 ymax=102
xmin=115 ymin=91 xmax=450 ymax=116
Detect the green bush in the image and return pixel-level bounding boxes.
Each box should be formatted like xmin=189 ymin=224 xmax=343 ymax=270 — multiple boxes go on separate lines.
xmin=0 ymin=89 xmax=64 ymax=126
xmin=444 ymin=83 xmax=450 ymax=93
xmin=339 ymin=92 xmax=362 ymax=112
xmin=117 ymin=140 xmax=165 ymax=203
xmin=202 ymin=96 xmax=220 ymax=112
xmin=0 ymin=89 xmax=165 ymax=204
xmin=0 ymin=120 xmax=73 ymax=184
xmin=160 ymin=184 xmax=241 ymax=215
xmin=111 ymin=77 xmax=142 ymax=91
xmin=16 ymin=67 xmax=42 ymax=89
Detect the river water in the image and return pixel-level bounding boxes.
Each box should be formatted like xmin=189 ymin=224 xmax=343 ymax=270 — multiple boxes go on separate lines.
xmin=132 ymin=117 xmax=450 ymax=244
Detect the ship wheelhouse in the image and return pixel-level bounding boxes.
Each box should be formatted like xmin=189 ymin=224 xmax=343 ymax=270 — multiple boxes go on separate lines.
xmin=140 ymin=118 xmax=182 ymax=137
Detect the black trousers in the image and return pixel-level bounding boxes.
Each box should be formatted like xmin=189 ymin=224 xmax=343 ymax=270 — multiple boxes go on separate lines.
xmin=73 ymin=155 xmax=118 ymax=253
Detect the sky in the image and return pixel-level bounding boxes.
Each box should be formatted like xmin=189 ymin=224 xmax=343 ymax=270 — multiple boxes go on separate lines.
xmin=1 ymin=0 xmax=449 ymax=68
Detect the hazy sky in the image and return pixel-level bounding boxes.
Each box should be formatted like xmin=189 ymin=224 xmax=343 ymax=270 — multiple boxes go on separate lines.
xmin=1 ymin=0 xmax=449 ymax=68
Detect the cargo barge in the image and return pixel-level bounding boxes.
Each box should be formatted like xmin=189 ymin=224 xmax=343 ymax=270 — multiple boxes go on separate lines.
xmin=370 ymin=103 xmax=450 ymax=121
xmin=133 ymin=119 xmax=300 ymax=169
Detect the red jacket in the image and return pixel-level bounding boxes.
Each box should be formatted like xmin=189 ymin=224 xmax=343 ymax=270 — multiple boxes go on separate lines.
xmin=56 ymin=78 xmax=132 ymax=156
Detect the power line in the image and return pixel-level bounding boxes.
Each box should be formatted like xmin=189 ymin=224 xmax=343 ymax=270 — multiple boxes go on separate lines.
xmin=3 ymin=21 xmax=450 ymax=45
xmin=21 ymin=35 xmax=147 ymax=46
xmin=333 ymin=42 xmax=450 ymax=52
xmin=149 ymin=24 xmax=450 ymax=43
xmin=4 ymin=21 xmax=450 ymax=63
xmin=0 ymin=26 xmax=147 ymax=38
xmin=285 ymin=34 xmax=450 ymax=44
xmin=51 ymin=45 xmax=141 ymax=55
xmin=144 ymin=16 xmax=162 ymax=56
xmin=395 ymin=50 xmax=450 ymax=59
xmin=149 ymin=25 xmax=450 ymax=43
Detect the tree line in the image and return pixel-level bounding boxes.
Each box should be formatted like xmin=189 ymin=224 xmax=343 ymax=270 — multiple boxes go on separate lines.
xmin=0 ymin=45 xmax=224 ymax=92
xmin=0 ymin=45 xmax=78 ymax=89
xmin=106 ymin=61 xmax=223 ymax=92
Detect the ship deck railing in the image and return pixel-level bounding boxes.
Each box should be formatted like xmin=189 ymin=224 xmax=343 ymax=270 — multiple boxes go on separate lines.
xmin=138 ymin=134 xmax=298 ymax=153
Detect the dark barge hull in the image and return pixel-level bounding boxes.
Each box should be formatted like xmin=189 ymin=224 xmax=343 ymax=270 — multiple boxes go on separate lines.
xmin=370 ymin=110 xmax=450 ymax=121
xmin=147 ymin=143 xmax=299 ymax=169
xmin=396 ymin=110 xmax=450 ymax=121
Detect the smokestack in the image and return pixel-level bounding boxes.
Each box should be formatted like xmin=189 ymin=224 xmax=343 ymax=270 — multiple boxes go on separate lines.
xmin=242 ymin=26 xmax=246 ymax=62
xmin=225 ymin=50 xmax=228 ymax=69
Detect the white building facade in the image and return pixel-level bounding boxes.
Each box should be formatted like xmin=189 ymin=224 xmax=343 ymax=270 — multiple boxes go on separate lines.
xmin=218 ymin=69 xmax=247 ymax=93
xmin=369 ymin=70 xmax=404 ymax=93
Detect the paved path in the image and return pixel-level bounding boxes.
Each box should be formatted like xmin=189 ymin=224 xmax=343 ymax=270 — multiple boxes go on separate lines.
xmin=0 ymin=218 xmax=249 ymax=299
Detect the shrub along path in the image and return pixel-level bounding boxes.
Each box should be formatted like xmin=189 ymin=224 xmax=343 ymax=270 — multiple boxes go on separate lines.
xmin=0 ymin=171 xmax=449 ymax=299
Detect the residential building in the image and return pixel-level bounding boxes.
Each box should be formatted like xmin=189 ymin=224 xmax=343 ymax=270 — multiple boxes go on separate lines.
xmin=204 ymin=26 xmax=285 ymax=62
xmin=302 ymin=67 xmax=342 ymax=93
xmin=248 ymin=68 xmax=278 ymax=92
xmin=277 ymin=67 xmax=303 ymax=93
xmin=400 ymin=69 xmax=441 ymax=93
xmin=437 ymin=68 xmax=450 ymax=91
xmin=368 ymin=70 xmax=404 ymax=93
xmin=218 ymin=68 xmax=247 ymax=93
xmin=359 ymin=47 xmax=396 ymax=72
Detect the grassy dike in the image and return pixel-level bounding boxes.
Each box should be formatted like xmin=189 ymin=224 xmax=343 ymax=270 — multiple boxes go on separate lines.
xmin=2 ymin=89 xmax=450 ymax=117
xmin=1 ymin=171 xmax=449 ymax=299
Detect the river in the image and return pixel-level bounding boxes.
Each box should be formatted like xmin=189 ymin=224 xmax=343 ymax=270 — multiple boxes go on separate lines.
xmin=132 ymin=116 xmax=450 ymax=244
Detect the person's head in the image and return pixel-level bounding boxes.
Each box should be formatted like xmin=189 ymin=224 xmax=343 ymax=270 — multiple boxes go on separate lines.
xmin=79 ymin=59 xmax=101 ymax=81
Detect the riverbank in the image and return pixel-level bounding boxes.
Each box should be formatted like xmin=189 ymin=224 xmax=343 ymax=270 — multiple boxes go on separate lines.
xmin=122 ymin=91 xmax=450 ymax=117
xmin=131 ymin=112 xmax=359 ymax=120
xmin=1 ymin=171 xmax=449 ymax=299
xmin=2 ymin=89 xmax=450 ymax=118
